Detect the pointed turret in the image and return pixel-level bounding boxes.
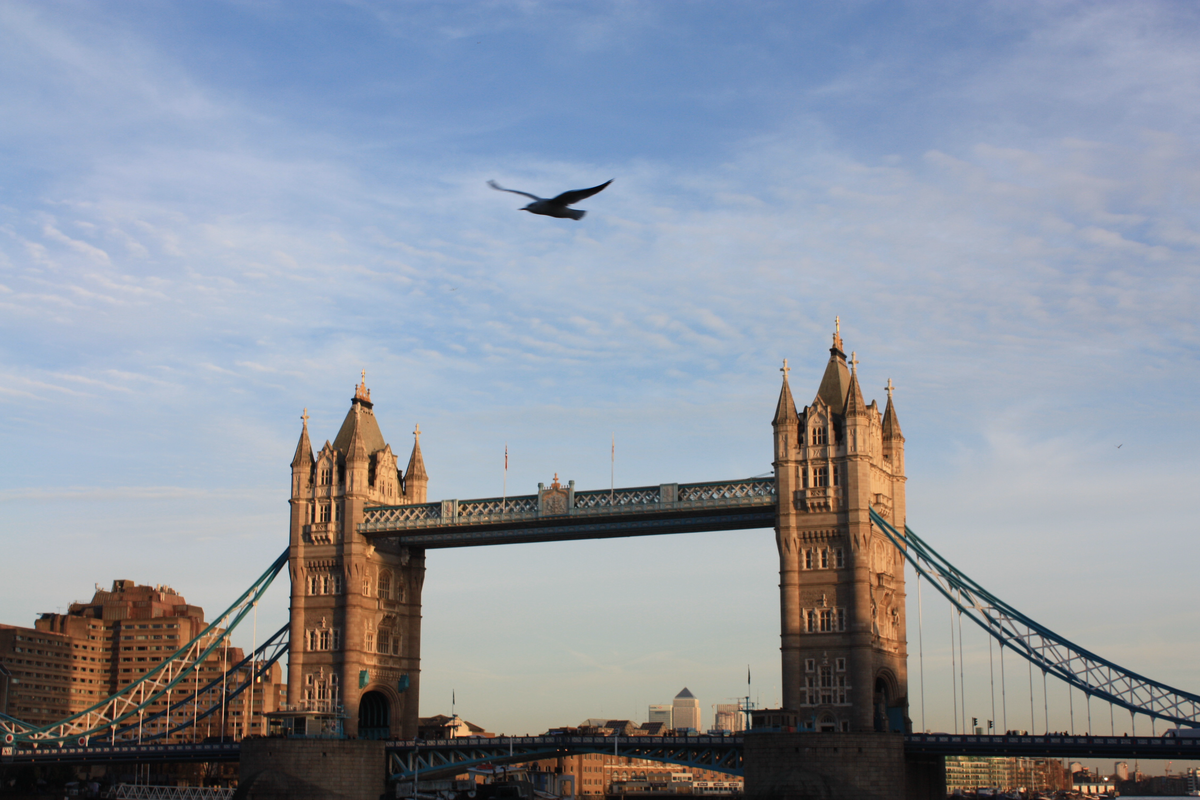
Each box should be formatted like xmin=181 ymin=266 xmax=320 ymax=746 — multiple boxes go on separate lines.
xmin=844 ymin=352 xmax=868 ymax=418
xmin=882 ymin=379 xmax=903 ymax=441
xmin=292 ymin=409 xmax=315 ymax=469
xmin=405 ymin=424 xmax=429 ymax=503
xmin=773 ymin=359 xmax=799 ymax=425
xmin=815 ymin=320 xmax=851 ymax=412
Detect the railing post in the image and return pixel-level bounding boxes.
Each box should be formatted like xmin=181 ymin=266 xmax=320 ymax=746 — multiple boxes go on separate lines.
xmin=441 ymin=500 xmax=457 ymax=523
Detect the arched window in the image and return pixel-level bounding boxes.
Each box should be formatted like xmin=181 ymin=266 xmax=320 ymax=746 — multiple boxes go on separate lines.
xmin=820 ymin=548 xmax=829 ymax=569
xmin=378 ymin=571 xmax=392 ymax=600
xmin=812 ymin=426 xmax=828 ymax=446
xmin=804 ymin=549 xmax=814 ymax=570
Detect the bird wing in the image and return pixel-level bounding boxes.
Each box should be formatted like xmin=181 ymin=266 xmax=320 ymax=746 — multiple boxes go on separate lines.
xmin=488 ymin=180 xmax=542 ymax=201
xmin=552 ymin=180 xmax=612 ymax=206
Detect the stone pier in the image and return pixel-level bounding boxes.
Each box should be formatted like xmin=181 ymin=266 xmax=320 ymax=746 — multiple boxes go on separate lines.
xmin=744 ymin=732 xmax=945 ymax=800
xmin=235 ymin=739 xmax=386 ymax=800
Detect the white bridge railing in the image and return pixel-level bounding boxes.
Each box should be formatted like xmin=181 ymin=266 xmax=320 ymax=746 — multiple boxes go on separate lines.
xmin=360 ymin=479 xmax=776 ymax=533
xmin=104 ymin=785 xmax=233 ymax=800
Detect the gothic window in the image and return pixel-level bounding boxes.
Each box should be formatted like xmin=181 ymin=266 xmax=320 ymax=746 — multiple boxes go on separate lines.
xmin=837 ymin=608 xmax=846 ymax=631
xmin=804 ymin=549 xmax=814 ymax=570
xmin=332 ymin=574 xmax=343 ymax=594
xmin=319 ymin=504 xmax=331 ymax=523
xmin=307 ymin=576 xmax=317 ymax=595
xmin=819 ymin=666 xmax=834 ymax=704
xmin=333 ymin=503 xmax=340 ymax=522
xmin=836 ymin=658 xmax=846 ymax=672
xmin=365 ymin=632 xmax=374 ymax=652
xmin=801 ymin=465 xmax=809 ymax=488
xmin=835 ymin=548 xmax=845 ymax=568
xmin=331 ymin=629 xmax=341 ymax=650
xmin=378 ymin=572 xmax=392 ymax=600
xmin=321 ymin=575 xmax=331 ymax=594
xmin=362 ymin=577 xmax=370 ymax=597
xmin=806 ymin=610 xmax=816 ymax=633
xmin=836 ymin=676 xmax=848 ymax=704
xmin=812 ymin=426 xmax=827 ymax=446
xmin=813 ymin=466 xmax=829 ymax=487
xmin=820 ymin=548 xmax=829 ymax=569
xmin=320 ymin=467 xmax=331 ymax=486
xmin=832 ymin=464 xmax=840 ymax=487
xmin=377 ymin=631 xmax=391 ymax=654
xmin=307 ymin=505 xmax=314 ymax=523
xmin=306 ymin=630 xmax=316 ymax=651
xmin=805 ymin=659 xmax=815 ymax=672
xmin=391 ymin=634 xmax=400 ymax=655
xmin=819 ymin=610 xmax=833 ymax=632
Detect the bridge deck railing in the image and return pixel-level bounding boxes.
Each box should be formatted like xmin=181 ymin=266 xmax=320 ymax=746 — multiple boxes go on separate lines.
xmin=360 ymin=479 xmax=776 ymax=533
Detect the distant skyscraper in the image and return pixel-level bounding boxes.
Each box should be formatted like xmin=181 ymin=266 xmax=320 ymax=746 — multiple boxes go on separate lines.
xmin=648 ymin=704 xmax=672 ymax=727
xmin=672 ymin=688 xmax=701 ymax=732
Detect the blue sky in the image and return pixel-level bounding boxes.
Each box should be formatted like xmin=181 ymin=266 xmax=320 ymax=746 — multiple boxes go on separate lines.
xmin=2 ymin=1 xmax=1198 ymax=758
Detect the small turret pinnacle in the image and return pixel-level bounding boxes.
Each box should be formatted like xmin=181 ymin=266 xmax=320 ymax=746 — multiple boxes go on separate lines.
xmin=406 ymin=424 xmax=428 ymax=482
xmin=291 ymin=408 xmax=314 ymax=468
xmin=882 ymin=379 xmax=903 ymax=440
xmin=844 ymin=364 xmax=867 ymax=417
xmin=773 ymin=359 xmax=799 ymax=425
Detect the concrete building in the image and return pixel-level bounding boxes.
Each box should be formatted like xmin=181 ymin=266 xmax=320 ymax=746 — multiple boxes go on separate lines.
xmin=671 ymin=687 xmax=701 ymax=732
xmin=771 ymin=321 xmax=908 ymax=732
xmin=945 ymin=756 xmax=1066 ymax=794
xmin=524 ymin=751 xmax=740 ymax=798
xmin=648 ymin=703 xmax=672 ymax=727
xmin=288 ymin=376 xmax=428 ymax=739
xmin=712 ymin=703 xmax=745 ymax=733
xmin=0 ymin=580 xmax=283 ymax=742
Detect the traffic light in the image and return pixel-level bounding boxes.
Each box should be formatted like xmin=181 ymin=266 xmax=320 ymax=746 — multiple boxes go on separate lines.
xmin=972 ymin=717 xmax=978 ymax=728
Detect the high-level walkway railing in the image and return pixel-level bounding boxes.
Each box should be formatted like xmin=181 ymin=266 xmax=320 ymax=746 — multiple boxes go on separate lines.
xmin=359 ymin=478 xmax=777 ymax=548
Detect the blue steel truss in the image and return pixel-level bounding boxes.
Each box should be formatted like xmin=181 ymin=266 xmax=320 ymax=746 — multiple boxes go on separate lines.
xmin=870 ymin=508 xmax=1200 ymax=728
xmin=386 ymin=735 xmax=744 ymax=782
xmin=1 ymin=549 xmax=289 ymax=746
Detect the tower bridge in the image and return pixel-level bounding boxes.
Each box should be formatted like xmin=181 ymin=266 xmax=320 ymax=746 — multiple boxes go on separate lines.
xmin=5 ymin=324 xmax=1199 ymax=800
xmin=281 ymin=323 xmax=909 ymax=741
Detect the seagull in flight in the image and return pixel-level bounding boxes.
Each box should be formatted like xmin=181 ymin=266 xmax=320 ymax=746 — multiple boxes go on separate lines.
xmin=488 ymin=179 xmax=612 ymax=220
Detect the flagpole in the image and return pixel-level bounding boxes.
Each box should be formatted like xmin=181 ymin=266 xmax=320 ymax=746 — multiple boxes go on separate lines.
xmin=503 ymin=443 xmax=508 ymax=513
xmin=610 ymin=433 xmax=614 ymax=506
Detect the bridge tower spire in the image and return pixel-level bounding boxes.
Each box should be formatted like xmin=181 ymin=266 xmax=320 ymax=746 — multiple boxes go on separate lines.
xmin=773 ymin=323 xmax=909 ymax=733
xmin=287 ymin=375 xmax=428 ymax=739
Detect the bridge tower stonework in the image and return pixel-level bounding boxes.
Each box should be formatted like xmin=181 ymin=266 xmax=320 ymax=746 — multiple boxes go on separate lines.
xmin=288 ymin=376 xmax=427 ymax=738
xmin=772 ymin=324 xmax=909 ymax=734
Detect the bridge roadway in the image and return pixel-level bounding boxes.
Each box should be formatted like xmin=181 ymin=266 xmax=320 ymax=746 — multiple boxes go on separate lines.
xmin=357 ymin=479 xmax=778 ymax=548
xmin=8 ymin=733 xmax=1199 ymax=770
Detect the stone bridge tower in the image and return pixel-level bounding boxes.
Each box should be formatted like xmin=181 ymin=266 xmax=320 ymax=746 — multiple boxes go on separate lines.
xmin=772 ymin=323 xmax=908 ymax=733
xmin=288 ymin=375 xmax=428 ymax=738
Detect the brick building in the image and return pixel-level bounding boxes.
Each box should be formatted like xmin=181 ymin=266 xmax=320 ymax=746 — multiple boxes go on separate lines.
xmin=0 ymin=579 xmax=284 ymax=742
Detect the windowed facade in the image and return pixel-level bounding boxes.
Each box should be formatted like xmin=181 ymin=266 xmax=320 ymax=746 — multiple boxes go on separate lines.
xmin=305 ymin=625 xmax=341 ymax=651
xmin=307 ymin=573 xmax=343 ymax=595
xmin=804 ymin=606 xmax=847 ymax=633
xmin=811 ymin=426 xmax=827 ymax=446
xmin=801 ymin=547 xmax=845 ymax=570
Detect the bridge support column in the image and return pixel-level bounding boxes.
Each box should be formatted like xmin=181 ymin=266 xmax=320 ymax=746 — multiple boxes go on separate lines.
xmin=235 ymin=739 xmax=386 ymax=800
xmin=744 ymin=732 xmax=942 ymax=800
